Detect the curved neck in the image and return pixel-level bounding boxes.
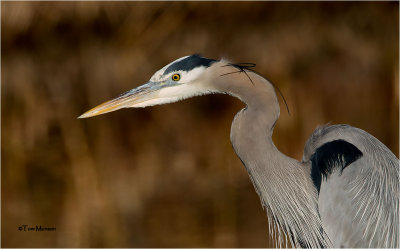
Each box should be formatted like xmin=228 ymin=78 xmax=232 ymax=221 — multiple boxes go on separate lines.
xmin=209 ymin=64 xmax=281 ymax=132
xmin=209 ymin=63 xmax=332 ymax=247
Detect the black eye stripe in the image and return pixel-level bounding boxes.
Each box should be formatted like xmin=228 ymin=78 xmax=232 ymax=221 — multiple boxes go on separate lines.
xmin=164 ymin=54 xmax=217 ymax=75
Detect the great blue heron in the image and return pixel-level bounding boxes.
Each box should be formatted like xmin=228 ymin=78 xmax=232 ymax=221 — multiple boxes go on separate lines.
xmin=79 ymin=55 xmax=399 ymax=248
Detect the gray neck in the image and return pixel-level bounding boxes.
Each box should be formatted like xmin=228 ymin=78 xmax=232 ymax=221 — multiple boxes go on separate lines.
xmin=210 ymin=64 xmax=332 ymax=247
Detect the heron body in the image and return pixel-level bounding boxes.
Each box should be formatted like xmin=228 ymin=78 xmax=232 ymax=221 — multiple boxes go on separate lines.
xmin=80 ymin=55 xmax=399 ymax=248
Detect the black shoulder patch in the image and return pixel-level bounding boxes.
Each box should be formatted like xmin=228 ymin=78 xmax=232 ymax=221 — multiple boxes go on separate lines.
xmin=164 ymin=54 xmax=216 ymax=74
xmin=311 ymin=139 xmax=363 ymax=193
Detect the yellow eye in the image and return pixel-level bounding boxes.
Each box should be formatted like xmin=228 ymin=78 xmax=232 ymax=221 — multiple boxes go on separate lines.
xmin=172 ymin=74 xmax=180 ymax=81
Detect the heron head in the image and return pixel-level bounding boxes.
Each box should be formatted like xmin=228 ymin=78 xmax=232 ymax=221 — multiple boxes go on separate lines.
xmin=79 ymin=54 xmax=219 ymax=118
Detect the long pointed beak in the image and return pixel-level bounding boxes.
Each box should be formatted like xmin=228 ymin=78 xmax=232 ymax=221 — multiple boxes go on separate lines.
xmin=78 ymin=81 xmax=162 ymax=119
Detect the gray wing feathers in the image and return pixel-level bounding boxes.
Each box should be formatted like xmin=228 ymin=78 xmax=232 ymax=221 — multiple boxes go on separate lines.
xmin=303 ymin=124 xmax=399 ymax=248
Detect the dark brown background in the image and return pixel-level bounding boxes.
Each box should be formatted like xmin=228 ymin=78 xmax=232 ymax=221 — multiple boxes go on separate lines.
xmin=2 ymin=1 xmax=398 ymax=247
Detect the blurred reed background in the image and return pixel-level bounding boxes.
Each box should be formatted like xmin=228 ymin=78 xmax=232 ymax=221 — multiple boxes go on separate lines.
xmin=2 ymin=1 xmax=398 ymax=247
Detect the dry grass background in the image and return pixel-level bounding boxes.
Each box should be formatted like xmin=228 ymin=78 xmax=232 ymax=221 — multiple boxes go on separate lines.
xmin=2 ymin=1 xmax=398 ymax=247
